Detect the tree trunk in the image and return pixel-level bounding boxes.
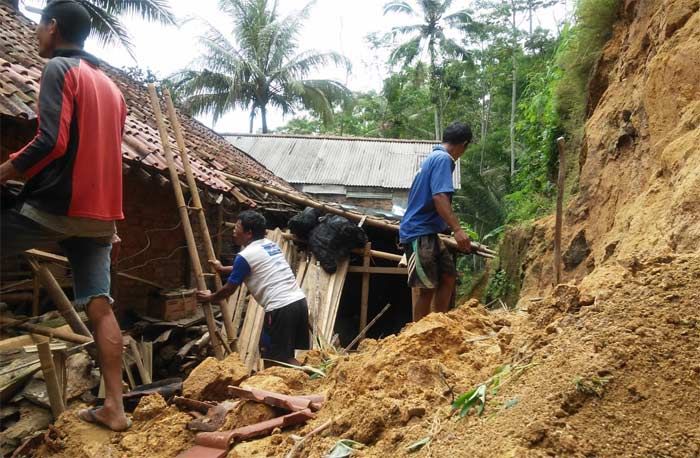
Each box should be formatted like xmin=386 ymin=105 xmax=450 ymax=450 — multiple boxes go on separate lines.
xmin=261 ymin=105 xmax=268 ymax=134
xmin=248 ymin=108 xmax=256 ymax=134
xmin=510 ymin=0 xmax=518 ymax=177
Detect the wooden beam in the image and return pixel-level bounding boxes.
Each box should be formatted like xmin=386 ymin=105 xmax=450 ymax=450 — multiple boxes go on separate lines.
xmin=33 ymin=335 xmax=65 ymax=418
xmin=554 ymin=137 xmax=566 ymax=286
xmin=359 ymin=242 xmax=370 ymax=333
xmin=347 ymin=266 xmax=407 ymax=275
xmin=27 ymin=259 xmax=92 ymax=339
xmin=0 ymin=317 xmax=92 ymax=345
xmin=25 ymin=249 xmax=166 ymax=290
xmin=220 ymin=172 xmax=496 ymax=257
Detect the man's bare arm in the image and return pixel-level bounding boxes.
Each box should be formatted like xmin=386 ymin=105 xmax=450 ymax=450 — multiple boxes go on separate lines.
xmin=433 ymin=193 xmax=471 ymax=252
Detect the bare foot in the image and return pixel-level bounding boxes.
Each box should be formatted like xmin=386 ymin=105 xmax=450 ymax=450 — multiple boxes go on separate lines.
xmin=78 ymin=407 xmax=131 ymax=432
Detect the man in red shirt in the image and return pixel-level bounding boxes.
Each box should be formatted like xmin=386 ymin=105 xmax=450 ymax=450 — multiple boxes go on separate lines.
xmin=0 ymin=0 xmax=129 ymax=431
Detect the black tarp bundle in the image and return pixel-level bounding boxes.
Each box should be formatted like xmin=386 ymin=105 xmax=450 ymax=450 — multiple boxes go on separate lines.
xmin=289 ymin=208 xmax=367 ymax=273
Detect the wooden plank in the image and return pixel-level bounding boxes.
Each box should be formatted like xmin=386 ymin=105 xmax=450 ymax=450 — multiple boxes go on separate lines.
xmin=231 ymin=285 xmax=248 ymax=342
xmin=238 ymin=297 xmax=264 ymax=370
xmin=347 ymin=266 xmax=408 ymax=275
xmin=0 ymin=326 xmax=70 ymax=352
xmin=0 ymin=318 xmax=92 ymax=345
xmin=360 ymin=243 xmax=371 ymax=332
xmin=324 ymin=259 xmax=349 ymax=340
xmin=128 ymin=338 xmax=152 ymax=385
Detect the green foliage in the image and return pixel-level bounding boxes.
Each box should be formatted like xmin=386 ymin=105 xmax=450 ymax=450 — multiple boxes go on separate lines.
xmin=76 ymin=0 xmax=174 ymax=56
xmin=406 ymin=437 xmax=431 ymax=453
xmin=172 ymin=0 xmax=350 ymax=133
xmin=453 ymin=383 xmax=488 ymax=417
xmin=485 ymin=268 xmax=512 ymax=304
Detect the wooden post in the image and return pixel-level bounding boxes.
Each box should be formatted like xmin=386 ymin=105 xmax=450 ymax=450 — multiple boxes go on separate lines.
xmin=27 ymin=259 xmax=92 ymax=339
xmin=32 ymin=273 xmax=40 ymax=316
xmin=147 ymin=84 xmax=224 ymax=360
xmin=53 ymin=349 xmax=68 ymax=403
xmin=128 ymin=338 xmax=152 ymax=385
xmin=359 ymin=242 xmax=371 ymax=333
xmin=554 ymin=137 xmax=566 ymax=286
xmin=162 ymin=88 xmax=236 ymax=345
xmin=33 ymin=335 xmax=65 ymax=417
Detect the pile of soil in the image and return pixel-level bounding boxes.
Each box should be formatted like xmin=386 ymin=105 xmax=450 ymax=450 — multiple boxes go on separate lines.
xmin=32 ymin=1 xmax=700 ymax=456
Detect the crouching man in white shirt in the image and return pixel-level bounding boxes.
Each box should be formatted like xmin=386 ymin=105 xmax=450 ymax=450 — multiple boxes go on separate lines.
xmin=197 ymin=210 xmax=309 ymax=367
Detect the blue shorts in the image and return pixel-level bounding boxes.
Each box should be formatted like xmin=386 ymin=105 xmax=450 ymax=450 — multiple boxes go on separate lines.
xmin=1 ymin=209 xmax=114 ymax=310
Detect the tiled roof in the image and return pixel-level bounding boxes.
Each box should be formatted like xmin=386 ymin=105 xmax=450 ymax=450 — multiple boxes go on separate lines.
xmin=223 ymin=133 xmax=461 ymax=190
xmin=0 ymin=4 xmax=292 ymax=197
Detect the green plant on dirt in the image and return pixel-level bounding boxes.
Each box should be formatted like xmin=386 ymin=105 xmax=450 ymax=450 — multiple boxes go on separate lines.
xmin=574 ymin=375 xmax=612 ymax=397
xmin=327 ymin=439 xmax=364 ymax=457
xmin=484 ymin=268 xmax=512 ymax=305
xmin=453 ymin=363 xmax=536 ymax=418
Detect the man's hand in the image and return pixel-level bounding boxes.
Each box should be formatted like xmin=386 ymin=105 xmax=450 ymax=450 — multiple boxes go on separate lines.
xmin=0 ymin=160 xmax=20 ymax=184
xmin=197 ymin=290 xmax=213 ymax=303
xmin=454 ymin=228 xmax=472 ymax=253
xmin=208 ymin=259 xmax=223 ymax=272
xmin=110 ymin=234 xmax=122 ymax=266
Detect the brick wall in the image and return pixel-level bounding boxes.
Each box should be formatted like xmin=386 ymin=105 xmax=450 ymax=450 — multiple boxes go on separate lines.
xmin=112 ymin=171 xmax=188 ymax=313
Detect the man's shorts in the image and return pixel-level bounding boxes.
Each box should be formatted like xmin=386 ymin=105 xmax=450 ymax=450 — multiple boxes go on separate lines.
xmin=259 ymin=298 xmax=310 ymax=362
xmin=1 ymin=209 xmax=113 ymax=310
xmin=403 ymin=234 xmax=456 ymax=289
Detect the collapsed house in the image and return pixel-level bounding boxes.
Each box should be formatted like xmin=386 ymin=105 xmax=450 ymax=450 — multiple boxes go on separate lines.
xmin=0 ymin=4 xmax=438 ymax=454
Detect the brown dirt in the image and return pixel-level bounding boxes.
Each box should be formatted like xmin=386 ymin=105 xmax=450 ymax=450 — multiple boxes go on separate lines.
xmin=34 ymin=1 xmax=700 ymax=457
xmin=182 ymin=352 xmax=250 ymax=401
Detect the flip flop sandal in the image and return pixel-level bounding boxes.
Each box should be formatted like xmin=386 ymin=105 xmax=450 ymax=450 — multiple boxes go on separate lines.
xmin=78 ymin=408 xmax=132 ymax=432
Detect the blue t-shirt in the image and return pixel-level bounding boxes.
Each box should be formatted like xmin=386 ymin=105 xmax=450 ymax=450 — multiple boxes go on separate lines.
xmin=399 ymin=145 xmax=456 ymax=243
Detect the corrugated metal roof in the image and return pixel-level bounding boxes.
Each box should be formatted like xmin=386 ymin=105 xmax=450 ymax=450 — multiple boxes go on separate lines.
xmin=223 ymin=133 xmax=462 ymax=190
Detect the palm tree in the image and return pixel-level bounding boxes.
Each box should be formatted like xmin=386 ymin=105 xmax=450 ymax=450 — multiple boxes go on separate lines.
xmin=23 ymin=1 xmax=176 ymax=56
xmin=383 ymin=0 xmax=472 ymax=139
xmin=172 ymin=0 xmax=351 ymax=134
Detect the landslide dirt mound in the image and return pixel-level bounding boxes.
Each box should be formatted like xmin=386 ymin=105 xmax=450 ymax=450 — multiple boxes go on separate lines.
xmin=518 ymin=0 xmax=700 ymax=299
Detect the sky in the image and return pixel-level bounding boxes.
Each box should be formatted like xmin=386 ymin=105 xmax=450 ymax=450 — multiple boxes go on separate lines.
xmin=21 ymin=0 xmax=572 ymax=133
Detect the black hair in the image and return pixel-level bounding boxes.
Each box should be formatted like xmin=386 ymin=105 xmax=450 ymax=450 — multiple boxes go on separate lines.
xmin=442 ymin=122 xmax=473 ymax=145
xmin=237 ymin=210 xmax=267 ymax=240
xmin=41 ymin=0 xmax=92 ymax=47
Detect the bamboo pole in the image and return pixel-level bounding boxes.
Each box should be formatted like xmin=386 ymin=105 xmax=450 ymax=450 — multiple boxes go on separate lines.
xmin=0 ymin=317 xmax=92 ymax=344
xmin=147 ymin=84 xmax=224 ymax=360
xmin=33 ymin=335 xmax=65 ymax=417
xmin=554 ymin=137 xmax=566 ymax=286
xmin=163 ymin=89 xmax=236 ymax=344
xmin=220 ymin=172 xmax=495 ymax=257
xmin=27 ymin=259 xmax=92 ymax=339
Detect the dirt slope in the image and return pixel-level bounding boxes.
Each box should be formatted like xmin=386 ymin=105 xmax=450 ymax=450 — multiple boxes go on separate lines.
xmin=36 ymin=1 xmax=700 ymax=457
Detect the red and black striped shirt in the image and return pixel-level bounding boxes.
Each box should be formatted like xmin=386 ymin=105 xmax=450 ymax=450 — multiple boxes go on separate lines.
xmin=10 ymin=48 xmax=126 ymax=221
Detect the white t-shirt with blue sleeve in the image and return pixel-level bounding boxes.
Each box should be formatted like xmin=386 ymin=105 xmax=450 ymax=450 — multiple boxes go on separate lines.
xmin=227 ymin=238 xmax=305 ymax=312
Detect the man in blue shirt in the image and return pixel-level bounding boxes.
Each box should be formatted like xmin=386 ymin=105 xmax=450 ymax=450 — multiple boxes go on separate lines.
xmin=400 ymin=122 xmax=473 ymax=321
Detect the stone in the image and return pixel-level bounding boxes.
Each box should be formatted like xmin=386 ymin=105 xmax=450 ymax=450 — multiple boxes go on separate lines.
xmin=182 ymin=353 xmax=249 ymax=401
xmin=563 ymin=230 xmax=591 ymax=270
